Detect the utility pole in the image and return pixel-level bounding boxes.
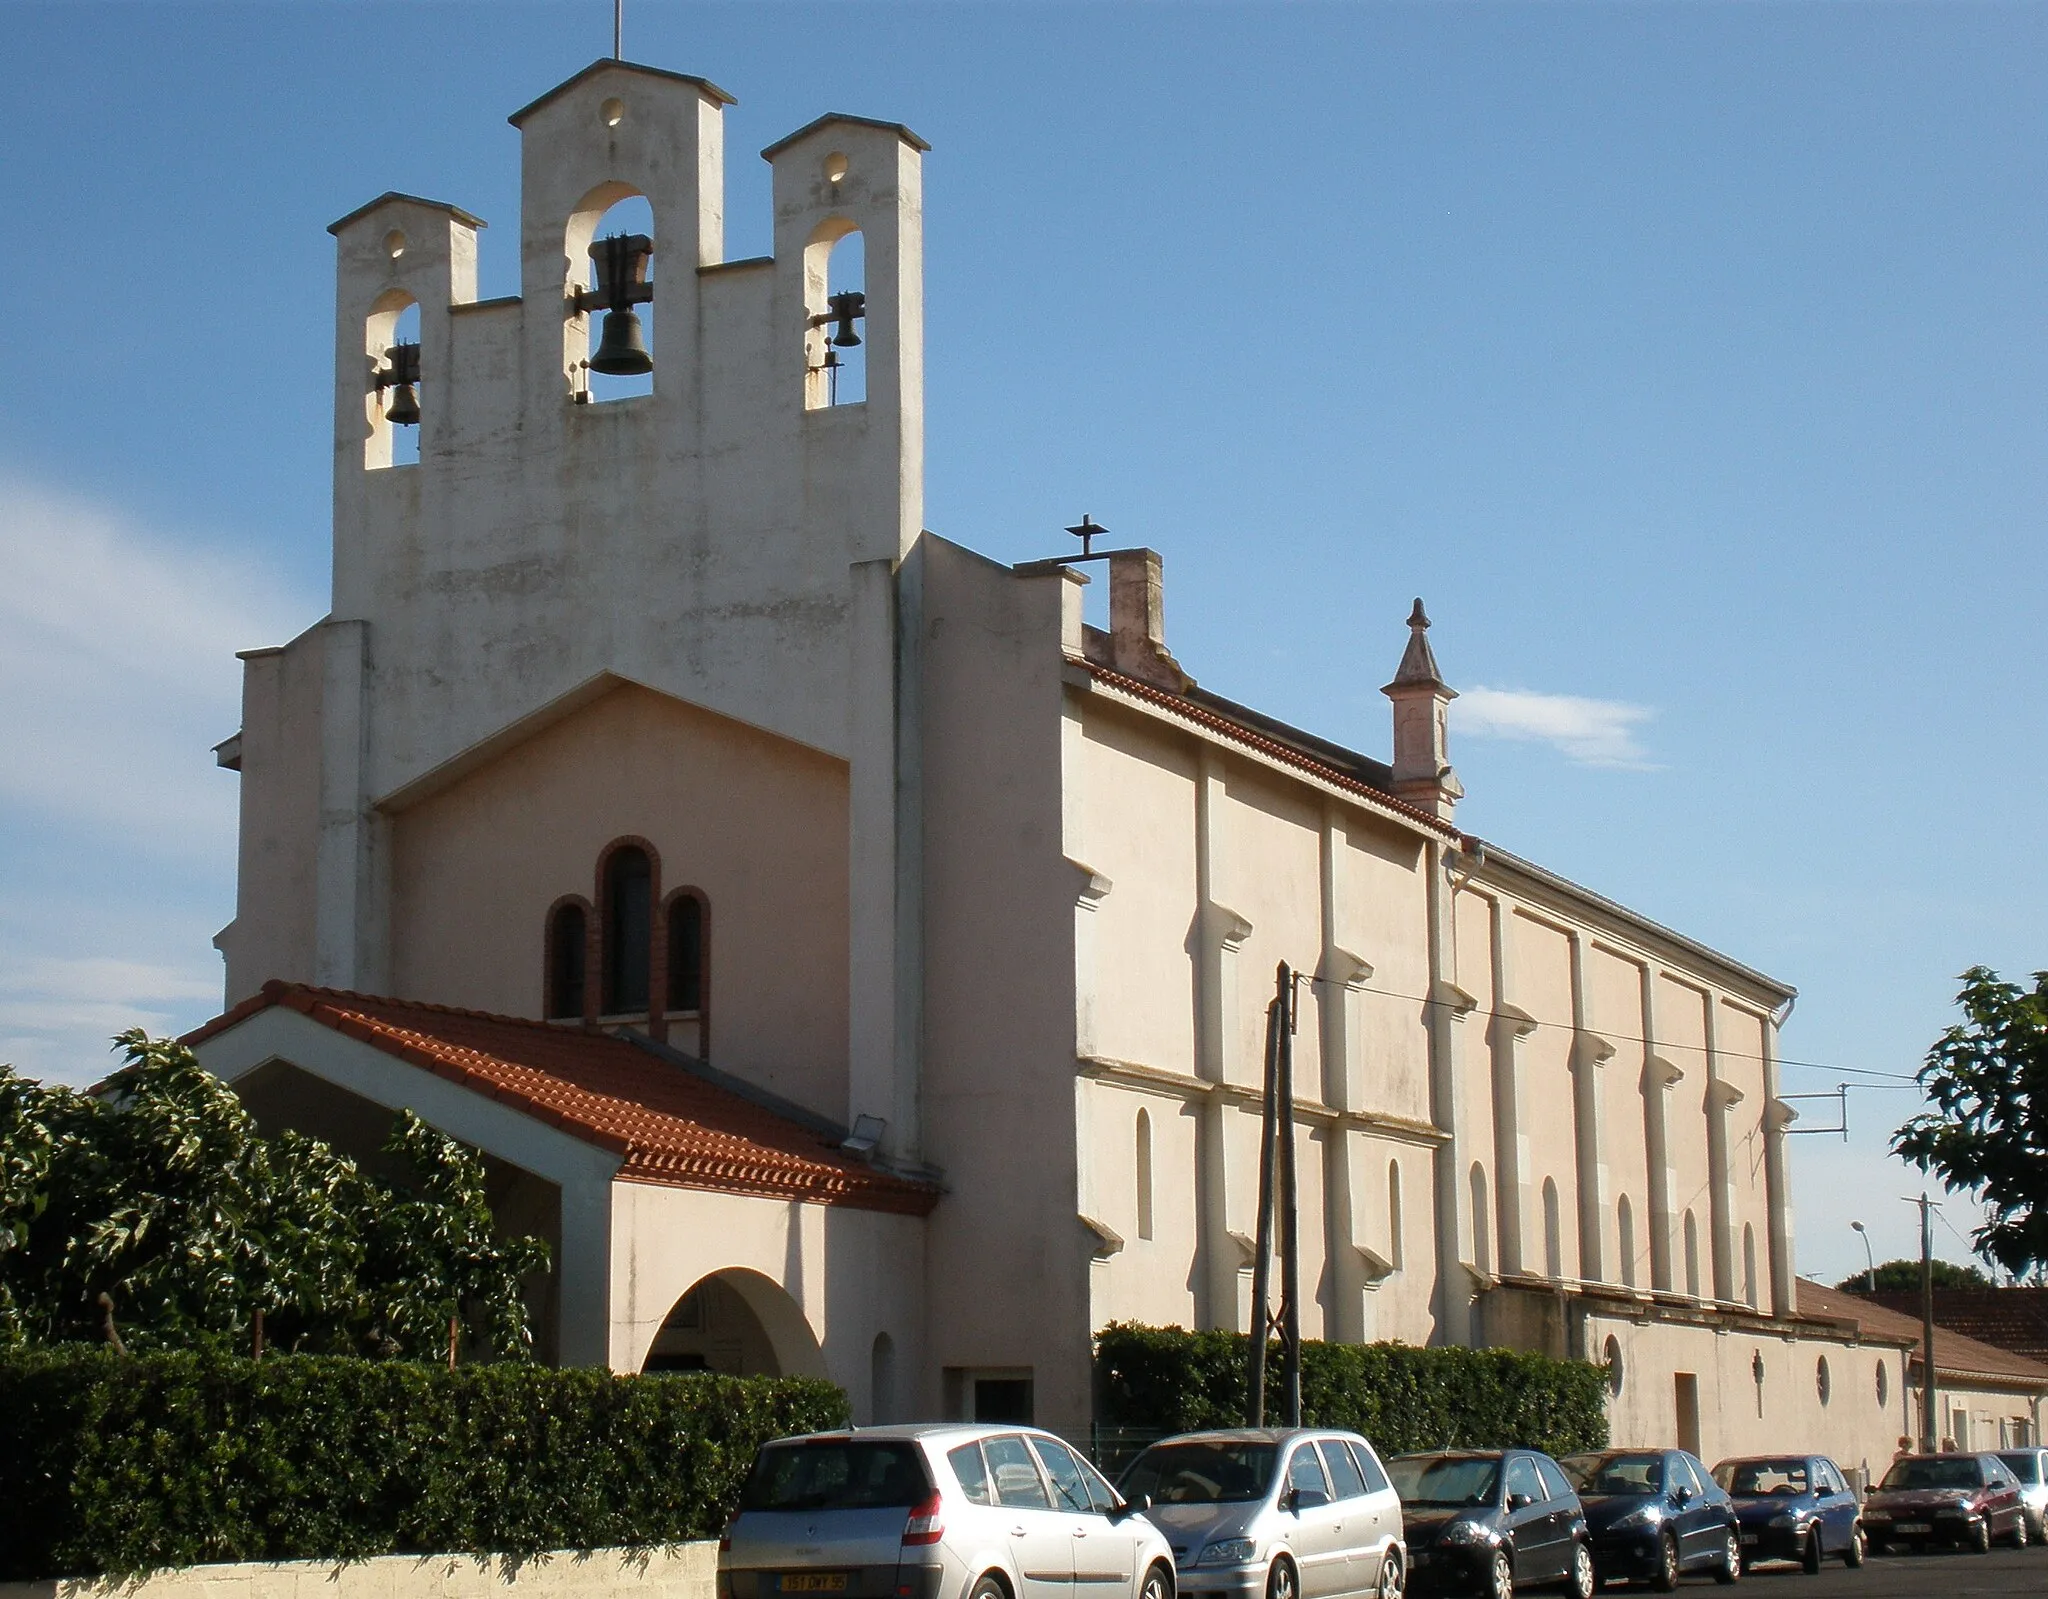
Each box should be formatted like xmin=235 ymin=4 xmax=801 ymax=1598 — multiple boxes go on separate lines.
xmin=1908 ymin=1193 xmax=1938 ymax=1450
xmin=1245 ymin=964 xmax=1303 ymax=1427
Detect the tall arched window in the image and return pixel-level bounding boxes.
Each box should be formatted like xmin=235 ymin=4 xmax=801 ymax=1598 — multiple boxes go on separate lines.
xmin=1743 ymin=1223 xmax=1759 ymax=1309
xmin=1683 ymin=1209 xmax=1702 ymax=1299
xmin=1617 ymin=1195 xmax=1637 ymax=1290
xmin=364 ymin=291 xmax=421 ymax=470
xmin=666 ymin=891 xmax=705 ymax=1013
xmin=870 ymin=1331 xmax=895 ymax=1424
xmin=570 ymin=189 xmax=655 ymax=403
xmin=602 ymin=844 xmax=655 ymax=1015
xmin=1134 ymin=1109 xmax=1154 ymax=1242
xmin=545 ymin=899 xmax=589 ymax=1021
xmin=1388 ymin=1160 xmax=1405 ymax=1270
xmin=803 ymin=216 xmax=866 ymax=409
xmin=1469 ymin=1163 xmax=1492 ymax=1276
xmin=1542 ymin=1177 xmax=1563 ymax=1281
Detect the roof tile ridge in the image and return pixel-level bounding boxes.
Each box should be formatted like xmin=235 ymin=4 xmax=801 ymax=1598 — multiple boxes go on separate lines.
xmin=271 ymin=980 xmax=624 ymax=1041
xmin=1082 ymin=660 xmax=1457 ymax=836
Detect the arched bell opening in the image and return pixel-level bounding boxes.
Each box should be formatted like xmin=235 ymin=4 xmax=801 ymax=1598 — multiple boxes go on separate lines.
xmin=803 ymin=217 xmax=865 ymax=409
xmin=364 ymin=292 xmax=421 ymax=469
xmin=566 ymin=185 xmax=655 ymax=404
xmin=640 ymin=1267 xmax=826 ymax=1379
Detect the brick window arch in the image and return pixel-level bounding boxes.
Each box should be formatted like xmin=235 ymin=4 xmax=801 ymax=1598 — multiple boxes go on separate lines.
xmin=596 ymin=837 xmax=661 ymax=1018
xmin=544 ymin=894 xmax=593 ymax=1021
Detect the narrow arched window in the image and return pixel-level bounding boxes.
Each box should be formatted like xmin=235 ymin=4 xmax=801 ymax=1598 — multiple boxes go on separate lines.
xmin=1134 ymin=1109 xmax=1154 ymax=1241
xmin=602 ymin=845 xmax=654 ymax=1015
xmin=1469 ymin=1163 xmax=1492 ymax=1276
xmin=1388 ymin=1160 xmax=1405 ymax=1270
xmin=1617 ymin=1195 xmax=1637 ymax=1290
xmin=870 ymin=1331 xmax=895 ymax=1424
xmin=804 ymin=218 xmax=866 ymax=410
xmin=667 ymin=892 xmax=705 ymax=1013
xmin=364 ymin=292 xmax=421 ymax=470
xmin=571 ymin=190 xmax=655 ymax=403
xmin=1542 ymin=1177 xmax=1563 ymax=1281
xmin=545 ymin=900 xmax=588 ymax=1020
xmin=1743 ymin=1223 xmax=1759 ymax=1309
xmin=1683 ymin=1209 xmax=1702 ymax=1299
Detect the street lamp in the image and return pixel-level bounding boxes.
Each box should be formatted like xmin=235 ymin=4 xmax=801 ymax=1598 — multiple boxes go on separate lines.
xmin=1850 ymin=1220 xmax=1876 ymax=1292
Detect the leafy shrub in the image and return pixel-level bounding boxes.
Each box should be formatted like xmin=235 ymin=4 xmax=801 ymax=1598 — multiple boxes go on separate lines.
xmin=1095 ymin=1323 xmax=1608 ymax=1462
xmin=0 ymin=1347 xmax=849 ymax=1579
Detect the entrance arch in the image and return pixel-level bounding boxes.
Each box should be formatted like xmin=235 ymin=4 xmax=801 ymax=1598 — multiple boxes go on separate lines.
xmin=641 ymin=1267 xmax=828 ymax=1378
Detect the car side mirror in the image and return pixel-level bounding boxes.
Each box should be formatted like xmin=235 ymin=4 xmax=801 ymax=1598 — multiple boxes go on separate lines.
xmin=1287 ymin=1488 xmax=1330 ymax=1513
xmin=1673 ymin=1486 xmax=1693 ymax=1505
xmin=1113 ymin=1494 xmax=1151 ymax=1520
xmin=1507 ymin=1492 xmax=1533 ymax=1511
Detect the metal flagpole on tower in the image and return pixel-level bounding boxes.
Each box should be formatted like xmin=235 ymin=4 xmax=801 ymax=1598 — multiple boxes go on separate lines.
xmin=613 ymin=0 xmax=623 ymax=59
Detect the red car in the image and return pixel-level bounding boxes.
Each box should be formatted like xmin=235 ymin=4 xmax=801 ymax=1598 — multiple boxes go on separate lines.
xmin=1860 ymin=1453 xmax=2030 ymax=1554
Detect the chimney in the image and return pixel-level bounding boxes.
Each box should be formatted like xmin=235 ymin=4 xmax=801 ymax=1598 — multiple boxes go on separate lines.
xmin=1107 ymin=548 xmax=1191 ymax=692
xmin=1381 ymin=598 xmax=1462 ymax=821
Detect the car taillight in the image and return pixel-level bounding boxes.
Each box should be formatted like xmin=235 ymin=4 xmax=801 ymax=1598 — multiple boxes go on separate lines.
xmin=903 ymin=1492 xmax=945 ymax=1546
xmin=719 ymin=1514 xmax=739 ymax=1553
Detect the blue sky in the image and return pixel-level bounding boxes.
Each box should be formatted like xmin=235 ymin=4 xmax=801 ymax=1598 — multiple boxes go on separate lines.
xmin=0 ymin=2 xmax=2041 ymax=1287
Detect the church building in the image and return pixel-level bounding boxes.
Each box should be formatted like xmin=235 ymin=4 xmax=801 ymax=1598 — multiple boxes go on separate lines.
xmin=189 ymin=57 xmax=1930 ymax=1477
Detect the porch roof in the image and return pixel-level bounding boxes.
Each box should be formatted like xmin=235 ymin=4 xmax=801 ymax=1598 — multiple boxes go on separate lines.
xmin=186 ymin=982 xmax=939 ymax=1216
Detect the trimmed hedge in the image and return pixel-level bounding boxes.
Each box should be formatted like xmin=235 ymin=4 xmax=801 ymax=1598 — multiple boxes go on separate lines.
xmin=0 ymin=1347 xmax=848 ymax=1580
xmin=1095 ymin=1323 xmax=1609 ymax=1460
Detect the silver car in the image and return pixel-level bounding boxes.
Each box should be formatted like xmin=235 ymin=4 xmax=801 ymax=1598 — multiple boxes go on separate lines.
xmin=1120 ymin=1429 xmax=1407 ymax=1599
xmin=1997 ymin=1448 xmax=2048 ymax=1541
xmin=719 ymin=1426 xmax=1176 ymax=1599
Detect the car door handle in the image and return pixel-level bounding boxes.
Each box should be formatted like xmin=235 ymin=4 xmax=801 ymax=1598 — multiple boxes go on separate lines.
xmin=1011 ymin=1526 xmax=1027 ymax=1537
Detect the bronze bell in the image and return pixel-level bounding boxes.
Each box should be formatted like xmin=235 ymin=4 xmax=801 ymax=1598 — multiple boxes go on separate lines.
xmin=384 ymin=382 xmax=421 ymax=426
xmin=827 ymin=290 xmax=866 ymax=348
xmin=589 ymin=307 xmax=653 ymax=376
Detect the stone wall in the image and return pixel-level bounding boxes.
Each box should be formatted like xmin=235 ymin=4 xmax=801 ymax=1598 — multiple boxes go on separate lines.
xmin=0 ymin=1546 xmax=715 ymax=1599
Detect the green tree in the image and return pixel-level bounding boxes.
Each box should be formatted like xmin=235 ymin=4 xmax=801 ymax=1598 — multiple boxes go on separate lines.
xmin=0 ymin=1033 xmax=548 ymax=1359
xmin=1894 ymin=966 xmax=2048 ymax=1279
xmin=1834 ymin=1258 xmax=1995 ymax=1294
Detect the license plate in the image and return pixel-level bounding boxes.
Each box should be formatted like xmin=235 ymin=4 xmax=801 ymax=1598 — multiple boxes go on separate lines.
xmin=779 ymin=1577 xmax=848 ymax=1592
xmin=1895 ymin=1523 xmax=1930 ymax=1535
xmin=1739 ymin=1535 xmax=1758 ymax=1546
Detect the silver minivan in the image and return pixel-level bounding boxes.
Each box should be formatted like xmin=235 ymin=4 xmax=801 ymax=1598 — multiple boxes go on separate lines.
xmin=1119 ymin=1430 xmax=1407 ymax=1599
xmin=720 ymin=1426 xmax=1176 ymax=1599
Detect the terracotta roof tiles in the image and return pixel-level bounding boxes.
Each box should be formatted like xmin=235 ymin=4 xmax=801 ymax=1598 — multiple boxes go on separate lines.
xmin=1796 ymin=1278 xmax=2048 ymax=1390
xmin=185 ymin=983 xmax=938 ymax=1216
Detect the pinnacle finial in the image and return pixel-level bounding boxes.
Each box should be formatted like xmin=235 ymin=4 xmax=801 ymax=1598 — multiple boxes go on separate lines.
xmin=1389 ymin=595 xmax=1447 ymax=690
xmin=1408 ymin=597 xmax=1429 ymax=630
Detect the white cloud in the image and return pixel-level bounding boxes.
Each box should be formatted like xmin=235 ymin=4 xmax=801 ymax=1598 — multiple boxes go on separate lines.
xmin=0 ymin=477 xmax=317 ymax=1083
xmin=1457 ymin=684 xmax=1659 ymax=769
xmin=0 ymin=476 xmax=313 ymax=856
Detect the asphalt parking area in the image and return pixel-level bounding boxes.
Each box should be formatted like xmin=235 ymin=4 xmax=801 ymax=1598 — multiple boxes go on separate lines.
xmin=1682 ymin=1544 xmax=2048 ymax=1595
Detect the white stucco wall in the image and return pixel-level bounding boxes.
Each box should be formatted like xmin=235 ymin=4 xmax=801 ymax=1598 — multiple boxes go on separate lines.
xmin=0 ymin=1547 xmax=715 ymax=1599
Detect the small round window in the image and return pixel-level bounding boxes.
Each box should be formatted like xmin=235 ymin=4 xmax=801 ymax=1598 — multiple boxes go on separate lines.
xmin=1604 ymin=1335 xmax=1625 ymax=1398
xmin=1876 ymin=1360 xmax=1890 ymax=1408
xmin=1816 ymin=1356 xmax=1832 ymax=1406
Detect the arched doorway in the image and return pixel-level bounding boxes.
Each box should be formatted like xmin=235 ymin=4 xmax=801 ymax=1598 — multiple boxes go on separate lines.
xmin=640 ymin=1267 xmax=827 ymax=1378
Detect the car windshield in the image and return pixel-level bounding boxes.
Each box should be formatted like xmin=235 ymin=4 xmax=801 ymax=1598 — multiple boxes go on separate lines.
xmin=1716 ymin=1460 xmax=1810 ymax=1497
xmin=1387 ymin=1455 xmax=1500 ymax=1508
xmin=740 ymin=1440 xmax=932 ymax=1511
xmin=1561 ymin=1453 xmax=1664 ymax=1496
xmin=1880 ymin=1458 xmax=1982 ymax=1492
xmin=1998 ymin=1453 xmax=2042 ymax=1486
xmin=1121 ymin=1441 xmax=1279 ymax=1505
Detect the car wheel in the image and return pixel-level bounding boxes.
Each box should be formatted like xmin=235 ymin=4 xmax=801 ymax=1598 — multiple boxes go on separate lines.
xmin=1715 ymin=1529 xmax=1742 ymax=1585
xmin=1970 ymin=1517 xmax=1991 ymax=1555
xmin=1651 ymin=1531 xmax=1680 ymax=1593
xmin=1373 ymin=1548 xmax=1404 ymax=1599
xmin=1267 ymin=1557 xmax=1298 ymax=1599
xmin=1141 ymin=1564 xmax=1174 ymax=1599
xmin=1843 ymin=1524 xmax=1866 ymax=1568
xmin=1564 ymin=1539 xmax=1595 ymax=1599
xmin=1801 ymin=1528 xmax=1823 ymax=1575
xmin=969 ymin=1578 xmax=1008 ymax=1599
xmin=1487 ymin=1549 xmax=1513 ymax=1599
xmin=2009 ymin=1513 xmax=2029 ymax=1550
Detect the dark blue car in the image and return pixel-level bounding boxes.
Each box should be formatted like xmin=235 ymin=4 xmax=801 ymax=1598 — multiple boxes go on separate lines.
xmin=1710 ymin=1455 xmax=1865 ymax=1572
xmin=1558 ymin=1449 xmax=1740 ymax=1591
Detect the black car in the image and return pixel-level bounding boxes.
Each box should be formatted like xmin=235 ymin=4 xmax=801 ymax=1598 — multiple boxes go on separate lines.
xmin=1710 ymin=1455 xmax=1865 ymax=1572
xmin=1389 ymin=1449 xmax=1595 ymax=1599
xmin=1559 ymin=1449 xmax=1741 ymax=1590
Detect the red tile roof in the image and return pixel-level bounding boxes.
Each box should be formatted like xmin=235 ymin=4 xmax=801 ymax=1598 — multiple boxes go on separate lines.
xmin=1860 ymin=1288 xmax=2048 ymax=1365
xmin=185 ymin=982 xmax=939 ymax=1216
xmin=1796 ymin=1278 xmax=2048 ymax=1390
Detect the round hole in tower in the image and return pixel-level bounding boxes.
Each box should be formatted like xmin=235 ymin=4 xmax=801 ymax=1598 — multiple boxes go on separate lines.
xmin=601 ymin=97 xmax=626 ymax=128
xmin=824 ymin=152 xmax=849 ymax=184
xmin=382 ymin=229 xmax=407 ymax=261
